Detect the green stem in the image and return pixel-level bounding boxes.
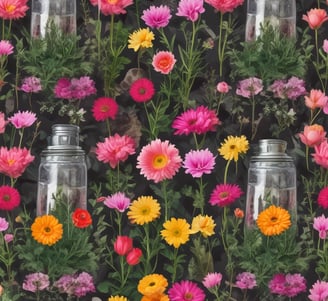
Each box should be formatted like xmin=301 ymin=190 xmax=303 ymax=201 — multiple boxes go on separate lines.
xmin=224 ymin=160 xmax=231 ymax=184
xmin=144 ymin=223 xmax=151 ymax=274
xmin=162 ymin=180 xmax=169 ymax=221
xmin=198 ymin=177 xmax=204 ymax=215
xmin=171 ymin=247 xmax=179 ymax=283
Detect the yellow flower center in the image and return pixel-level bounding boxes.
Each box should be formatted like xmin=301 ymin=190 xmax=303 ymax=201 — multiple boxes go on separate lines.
xmin=153 ymin=154 xmax=168 ymax=169
xmin=230 ymin=144 xmax=236 ymax=150
xmin=107 ymin=0 xmax=118 ymax=4
xmin=7 ymin=159 xmax=15 ymax=166
xmin=142 ymin=207 xmax=150 ymax=215
xmin=5 ymin=4 xmax=15 ymax=13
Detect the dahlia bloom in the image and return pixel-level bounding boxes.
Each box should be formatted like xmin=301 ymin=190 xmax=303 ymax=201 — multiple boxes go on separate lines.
xmin=0 ymin=40 xmax=14 ymax=56
xmin=0 ymin=0 xmax=29 ymax=20
xmin=183 ymin=149 xmax=216 ymax=178
xmin=8 ymin=111 xmax=37 ymax=129
xmin=269 ymin=273 xmax=306 ymax=298
xmin=302 ymin=8 xmax=328 ymax=30
xmin=22 ymin=273 xmax=50 ymax=292
xmin=313 ymin=140 xmax=328 ymax=169
xmin=298 ymin=124 xmax=326 ymax=147
xmin=89 ymin=0 xmax=133 ymax=15
xmin=104 ymin=192 xmax=131 ymax=212
xmin=0 ymin=185 xmax=20 ymax=210
xmin=317 ymin=187 xmax=328 ymax=209
xmin=209 ymin=183 xmax=243 ymax=207
xmin=176 ymin=0 xmax=205 ymax=22
xmin=205 ymin=0 xmax=244 ymax=13
xmin=141 ymin=5 xmax=172 ymax=29
xmin=168 ymin=280 xmax=206 ymax=301
xmin=152 ymin=51 xmax=176 ymax=74
xmin=313 ymin=214 xmax=328 ymax=239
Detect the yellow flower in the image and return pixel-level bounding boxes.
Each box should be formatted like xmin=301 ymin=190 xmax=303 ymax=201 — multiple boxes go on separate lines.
xmin=138 ymin=274 xmax=168 ymax=296
xmin=218 ymin=135 xmax=249 ymax=162
xmin=161 ymin=217 xmax=190 ymax=248
xmin=256 ymin=205 xmax=291 ymax=236
xmin=141 ymin=294 xmax=169 ymax=301
xmin=127 ymin=196 xmax=161 ymax=225
xmin=31 ymin=215 xmax=63 ymax=246
xmin=128 ymin=28 xmax=154 ymax=52
xmin=108 ymin=296 xmax=128 ymax=301
xmin=189 ymin=214 xmax=216 ymax=237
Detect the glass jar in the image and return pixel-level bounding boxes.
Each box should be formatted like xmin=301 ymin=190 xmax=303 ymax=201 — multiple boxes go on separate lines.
xmin=245 ymin=0 xmax=296 ymax=42
xmin=36 ymin=124 xmax=87 ymax=215
xmin=31 ymin=0 xmax=76 ymax=38
xmin=245 ymin=139 xmax=297 ymax=228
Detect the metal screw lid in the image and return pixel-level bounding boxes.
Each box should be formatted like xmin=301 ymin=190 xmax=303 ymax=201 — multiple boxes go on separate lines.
xmin=50 ymin=124 xmax=80 ymax=147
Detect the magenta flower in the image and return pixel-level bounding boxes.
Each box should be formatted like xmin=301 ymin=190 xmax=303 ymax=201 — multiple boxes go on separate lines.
xmin=309 ymin=280 xmax=328 ymax=301
xmin=176 ymin=0 xmax=205 ymax=22
xmin=0 ymin=112 xmax=6 ymax=134
xmin=0 ymin=217 xmax=9 ymax=231
xmin=235 ymin=272 xmax=257 ymax=290
xmin=313 ymin=214 xmax=328 ymax=239
xmin=141 ymin=5 xmax=172 ymax=29
xmin=129 ymin=78 xmax=155 ymax=103
xmin=183 ymin=149 xmax=215 ymax=178
xmin=20 ymin=76 xmax=42 ymax=93
xmin=318 ymin=187 xmax=328 ymax=209
xmin=202 ymin=272 xmax=222 ymax=289
xmin=0 ymin=40 xmax=14 ymax=56
xmin=0 ymin=185 xmax=20 ymax=211
xmin=205 ymin=0 xmax=244 ymax=13
xmin=8 ymin=111 xmax=37 ymax=129
xmin=209 ymin=183 xmax=243 ymax=207
xmin=22 ymin=273 xmax=50 ymax=292
xmin=89 ymin=0 xmax=133 ymax=16
xmin=92 ymin=97 xmax=119 ymax=121
xmin=168 ymin=280 xmax=206 ymax=301
xmin=236 ymin=77 xmax=263 ymax=98
xmin=104 ymin=192 xmax=131 ymax=212
xmin=313 ymin=140 xmax=328 ymax=169
xmin=269 ymin=273 xmax=306 ymax=298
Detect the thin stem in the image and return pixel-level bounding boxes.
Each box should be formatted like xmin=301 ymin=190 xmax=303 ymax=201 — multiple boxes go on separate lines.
xmin=162 ymin=180 xmax=169 ymax=221
xmin=224 ymin=160 xmax=232 ymax=184
xmin=171 ymin=247 xmax=179 ymax=283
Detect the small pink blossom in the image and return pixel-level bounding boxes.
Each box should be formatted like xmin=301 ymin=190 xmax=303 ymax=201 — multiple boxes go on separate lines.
xmin=183 ymin=149 xmax=216 ymax=178
xmin=202 ymin=272 xmax=222 ymax=289
xmin=0 ymin=112 xmax=6 ymax=134
xmin=209 ymin=183 xmax=243 ymax=207
xmin=104 ymin=192 xmax=131 ymax=212
xmin=0 ymin=40 xmax=14 ymax=56
xmin=269 ymin=77 xmax=306 ymax=100
xmin=313 ymin=214 xmax=328 ymax=239
xmin=0 ymin=217 xmax=8 ymax=231
xmin=216 ymin=81 xmax=230 ymax=93
xmin=236 ymin=77 xmax=263 ymax=98
xmin=235 ymin=272 xmax=257 ymax=290
xmin=8 ymin=111 xmax=37 ymax=129
xmin=176 ymin=0 xmax=205 ymax=22
xmin=89 ymin=0 xmax=133 ymax=16
xmin=318 ymin=187 xmax=328 ymax=209
xmin=205 ymin=0 xmax=244 ymax=13
xmin=298 ymin=124 xmax=326 ymax=147
xmin=23 ymin=273 xmax=50 ymax=292
xmin=323 ymin=39 xmax=328 ymax=54
xmin=4 ymin=233 xmax=13 ymax=243
xmin=20 ymin=76 xmax=42 ymax=93
xmin=305 ymin=89 xmax=328 ymax=110
xmin=309 ymin=280 xmax=328 ymax=301
xmin=141 ymin=5 xmax=172 ymax=29
xmin=313 ymin=140 xmax=328 ymax=169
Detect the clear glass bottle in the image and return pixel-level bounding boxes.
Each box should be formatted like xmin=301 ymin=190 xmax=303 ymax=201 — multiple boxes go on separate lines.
xmin=31 ymin=0 xmax=76 ymax=38
xmin=36 ymin=124 xmax=87 ymax=215
xmin=245 ymin=139 xmax=297 ymax=228
xmin=245 ymin=0 xmax=296 ymax=42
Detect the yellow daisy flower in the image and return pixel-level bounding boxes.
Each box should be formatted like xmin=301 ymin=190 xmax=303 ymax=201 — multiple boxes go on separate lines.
xmin=256 ymin=205 xmax=291 ymax=236
xmin=218 ymin=135 xmax=249 ymax=162
xmin=189 ymin=214 xmax=216 ymax=237
xmin=31 ymin=215 xmax=63 ymax=246
xmin=127 ymin=196 xmax=161 ymax=225
xmin=138 ymin=274 xmax=168 ymax=296
xmin=128 ymin=28 xmax=155 ymax=52
xmin=161 ymin=217 xmax=190 ymax=248
xmin=108 ymin=296 xmax=128 ymax=301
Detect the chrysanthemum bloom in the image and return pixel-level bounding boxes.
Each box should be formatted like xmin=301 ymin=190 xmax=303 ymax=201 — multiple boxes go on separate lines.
xmin=152 ymin=51 xmax=177 ymax=75
xmin=168 ymin=280 xmax=206 ymax=301
xmin=141 ymin=5 xmax=172 ymax=29
xmin=69 ymin=76 xmax=97 ymax=100
xmin=128 ymin=28 xmax=155 ymax=52
xmin=218 ymin=135 xmax=249 ymax=162
xmin=0 ymin=40 xmax=14 ymax=55
xmin=20 ymin=76 xmax=42 ymax=93
xmin=137 ymin=139 xmax=182 ymax=183
xmin=53 ymin=78 xmax=72 ymax=99
xmin=299 ymin=124 xmax=326 ymax=147
xmin=126 ymin=247 xmax=142 ymax=265
xmin=202 ymin=272 xmax=222 ymax=289
xmin=305 ymin=89 xmax=328 ymax=110
xmin=189 ymin=214 xmax=216 ymax=237
xmin=161 ymin=217 xmax=190 ymax=248
xmin=72 ymin=208 xmax=92 ymax=228
xmin=323 ymin=39 xmax=328 ymax=54
xmin=318 ymin=187 xmax=328 ymax=209
xmin=138 ymin=274 xmax=168 ymax=296
xmin=183 ymin=149 xmax=216 ymax=178
xmin=0 ymin=112 xmax=6 ymax=134
xmin=104 ymin=192 xmax=131 ymax=212
xmin=236 ymin=77 xmax=263 ymax=98
xmin=89 ymin=0 xmax=133 ymax=15
xmin=0 ymin=146 xmax=35 ymax=178
xmin=234 ymin=208 xmax=244 ymax=218
xmin=0 ymin=185 xmax=20 ymax=210
xmin=0 ymin=0 xmax=29 ymax=19
xmin=31 ymin=215 xmax=63 ymax=246
xmin=205 ymin=0 xmax=244 ymax=13
xmin=235 ymin=272 xmax=257 ymax=290
xmin=302 ymin=8 xmax=328 ymax=30
xmin=92 ymin=97 xmax=119 ymax=121
xmin=127 ymin=196 xmax=161 ymax=225
xmin=8 ymin=111 xmax=37 ymax=129
xmin=22 ymin=272 xmax=50 ymax=292
xmin=269 ymin=273 xmax=306 ymax=298
xmin=95 ymin=134 xmax=136 ymax=168
xmin=176 ymin=0 xmax=205 ymax=22
xmin=256 ymin=205 xmax=291 ymax=236
xmin=216 ymin=81 xmax=230 ymax=93
xmin=313 ymin=214 xmax=328 ymax=239
xmin=172 ymin=106 xmax=220 ymax=135
xmin=308 ymin=280 xmax=328 ymax=301
xmin=0 ymin=217 xmax=9 ymax=231
xmin=313 ymin=140 xmax=328 ymax=169
xmin=209 ymin=183 xmax=243 ymax=207
xmin=114 ymin=235 xmax=133 ymax=256
xmin=108 ymin=296 xmax=128 ymax=301
xmin=269 ymin=77 xmax=306 ymax=100
xmin=129 ymin=78 xmax=155 ymax=103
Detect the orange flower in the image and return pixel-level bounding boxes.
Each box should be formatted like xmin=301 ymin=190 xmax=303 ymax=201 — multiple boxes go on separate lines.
xmin=234 ymin=208 xmax=244 ymax=219
xmin=302 ymin=8 xmax=328 ymax=30
xmin=152 ymin=51 xmax=176 ymax=75
xmin=299 ymin=124 xmax=326 ymax=147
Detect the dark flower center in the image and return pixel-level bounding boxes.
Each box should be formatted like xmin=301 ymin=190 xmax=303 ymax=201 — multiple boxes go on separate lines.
xmin=2 ymin=194 xmax=10 ymax=202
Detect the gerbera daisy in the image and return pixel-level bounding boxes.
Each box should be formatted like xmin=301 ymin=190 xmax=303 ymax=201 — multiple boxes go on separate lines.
xmin=104 ymin=192 xmax=131 ymax=212
xmin=127 ymin=196 xmax=161 ymax=225
xmin=209 ymin=183 xmax=243 ymax=207
xmin=138 ymin=274 xmax=168 ymax=296
xmin=141 ymin=5 xmax=172 ymax=29
xmin=129 ymin=78 xmax=155 ymax=103
xmin=168 ymin=280 xmax=206 ymax=301
xmin=31 ymin=215 xmax=63 ymax=246
xmin=92 ymin=97 xmax=119 ymax=121
xmin=8 ymin=110 xmax=37 ymax=129
xmin=0 ymin=40 xmax=14 ymax=55
xmin=152 ymin=51 xmax=176 ymax=75
xmin=0 ymin=0 xmax=29 ymax=20
xmin=218 ymin=135 xmax=249 ymax=162
xmin=128 ymin=28 xmax=155 ymax=52
xmin=161 ymin=217 xmax=190 ymax=248
xmin=108 ymin=296 xmax=128 ymax=301
xmin=183 ymin=149 xmax=216 ymax=178
xmin=189 ymin=214 xmax=216 ymax=237
xmin=137 ymin=139 xmax=182 ymax=183
xmin=317 ymin=187 xmax=328 ymax=209
xmin=256 ymin=205 xmax=291 ymax=236
xmin=0 ymin=185 xmax=20 ymax=210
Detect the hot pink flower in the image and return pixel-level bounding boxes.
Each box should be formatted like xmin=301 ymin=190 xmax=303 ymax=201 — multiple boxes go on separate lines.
xmin=269 ymin=273 xmax=306 ymax=298
xmin=53 ymin=78 xmax=72 ymax=99
xmin=129 ymin=78 xmax=155 ymax=103
xmin=236 ymin=77 xmax=263 ymax=98
xmin=8 ymin=111 xmax=37 ymax=129
xmin=137 ymin=139 xmax=182 ymax=183
xmin=202 ymin=272 xmax=222 ymax=289
xmin=0 ymin=112 xmax=6 ymax=134
xmin=0 ymin=185 xmax=20 ymax=211
xmin=298 ymin=124 xmax=326 ymax=147
xmin=302 ymin=8 xmax=328 ymax=30
xmin=309 ymin=280 xmax=328 ymax=301
xmin=0 ymin=217 xmax=8 ymax=231
xmin=176 ymin=0 xmax=205 ymax=22
xmin=313 ymin=214 xmax=328 ymax=239
xmin=89 ymin=0 xmax=133 ymax=15
xmin=92 ymin=97 xmax=119 ymax=121
xmin=235 ymin=272 xmax=257 ymax=290
xmin=305 ymin=89 xmax=328 ymax=110
xmin=126 ymin=247 xmax=142 ymax=265
xmin=0 ymin=0 xmax=29 ymax=20
xmin=168 ymin=280 xmax=206 ymax=301
xmin=183 ymin=149 xmax=216 ymax=178
xmin=313 ymin=140 xmax=328 ymax=169
xmin=209 ymin=183 xmax=243 ymax=207
xmin=0 ymin=147 xmax=35 ymax=178
xmin=20 ymin=76 xmax=42 ymax=93
xmin=216 ymin=81 xmax=230 ymax=93
xmin=95 ymin=134 xmax=136 ymax=169
xmin=114 ymin=235 xmax=133 ymax=256
xmin=152 ymin=51 xmax=176 ymax=74
xmin=141 ymin=5 xmax=172 ymax=29
xmin=104 ymin=192 xmax=131 ymax=212
xmin=205 ymin=0 xmax=244 ymax=13
xmin=0 ymin=40 xmax=13 ymax=55
xmin=318 ymin=187 xmax=328 ymax=209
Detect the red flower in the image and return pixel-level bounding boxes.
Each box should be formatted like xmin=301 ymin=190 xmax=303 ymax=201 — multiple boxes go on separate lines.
xmin=318 ymin=187 xmax=328 ymax=209
xmin=72 ymin=208 xmax=92 ymax=228
xmin=126 ymin=248 xmax=142 ymax=265
xmin=129 ymin=78 xmax=155 ymax=103
xmin=114 ymin=236 xmax=133 ymax=256
xmin=0 ymin=185 xmax=20 ymax=211
xmin=92 ymin=97 xmax=119 ymax=122
xmin=205 ymin=0 xmax=244 ymax=14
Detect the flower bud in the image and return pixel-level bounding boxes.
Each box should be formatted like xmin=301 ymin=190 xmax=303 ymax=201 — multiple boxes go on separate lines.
xmin=114 ymin=236 xmax=133 ymax=256
xmin=216 ymin=81 xmax=230 ymax=93
xmin=126 ymin=248 xmax=142 ymax=265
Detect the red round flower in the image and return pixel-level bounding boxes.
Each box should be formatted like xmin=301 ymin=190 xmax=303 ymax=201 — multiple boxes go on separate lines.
xmin=0 ymin=185 xmax=20 ymax=211
xmin=92 ymin=97 xmax=119 ymax=121
xmin=318 ymin=187 xmax=328 ymax=209
xmin=72 ymin=208 xmax=92 ymax=228
xmin=129 ymin=78 xmax=155 ymax=103
xmin=126 ymin=247 xmax=142 ymax=265
xmin=114 ymin=236 xmax=133 ymax=256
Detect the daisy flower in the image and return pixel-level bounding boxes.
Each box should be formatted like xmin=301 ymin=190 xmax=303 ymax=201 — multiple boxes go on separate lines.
xmin=0 ymin=40 xmax=14 ymax=55
xmin=218 ymin=135 xmax=249 ymax=162
xmin=0 ymin=0 xmax=29 ymax=20
xmin=183 ymin=149 xmax=216 ymax=178
xmin=168 ymin=280 xmax=206 ymax=301
xmin=0 ymin=185 xmax=20 ymax=211
xmin=152 ymin=51 xmax=177 ymax=75
xmin=104 ymin=192 xmax=131 ymax=212
xmin=8 ymin=110 xmax=37 ymax=129
xmin=161 ymin=217 xmax=190 ymax=248
xmin=127 ymin=196 xmax=161 ymax=225
xmin=128 ymin=28 xmax=155 ymax=52
xmin=141 ymin=5 xmax=172 ymax=29
xmin=129 ymin=78 xmax=155 ymax=103
xmin=189 ymin=214 xmax=216 ymax=237
xmin=209 ymin=183 xmax=243 ymax=207
xmin=138 ymin=274 xmax=168 ymax=296
xmin=92 ymin=97 xmax=119 ymax=121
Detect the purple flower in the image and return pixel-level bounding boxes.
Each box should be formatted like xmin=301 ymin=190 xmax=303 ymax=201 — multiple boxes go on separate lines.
xmin=313 ymin=214 xmax=328 ymax=239
xmin=0 ymin=217 xmax=8 ymax=231
xmin=309 ymin=280 xmax=328 ymax=301
xmin=22 ymin=273 xmax=50 ymax=292
xmin=236 ymin=77 xmax=263 ymax=98
xmin=20 ymin=76 xmax=42 ymax=93
xmin=176 ymin=0 xmax=205 ymax=22
xmin=8 ymin=111 xmax=37 ymax=129
xmin=269 ymin=273 xmax=307 ymax=298
xmin=104 ymin=192 xmax=131 ymax=212
xmin=202 ymin=272 xmax=222 ymax=289
xmin=183 ymin=149 xmax=216 ymax=178
xmin=235 ymin=272 xmax=257 ymax=290
xmin=141 ymin=5 xmax=172 ymax=29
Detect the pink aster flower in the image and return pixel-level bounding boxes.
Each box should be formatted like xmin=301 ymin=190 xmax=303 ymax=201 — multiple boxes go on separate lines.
xmin=235 ymin=272 xmax=257 ymax=290
xmin=152 ymin=51 xmax=177 ymax=75
xmin=176 ymin=0 xmax=205 ymax=22
xmin=313 ymin=214 xmax=328 ymax=239
xmin=216 ymin=81 xmax=230 ymax=93
xmin=104 ymin=192 xmax=131 ymax=212
xmin=172 ymin=106 xmax=220 ymax=135
xmin=70 ymin=76 xmax=97 ymax=100
xmin=22 ymin=272 xmax=50 ymax=292
xmin=129 ymin=78 xmax=155 ymax=103
xmin=168 ymin=280 xmax=206 ymax=301
xmin=202 ymin=272 xmax=222 ymax=289
xmin=92 ymin=97 xmax=119 ymax=121
xmin=298 ymin=124 xmax=326 ymax=147
xmin=95 ymin=134 xmax=136 ymax=169
xmin=0 ymin=217 xmax=8 ymax=231
xmin=209 ymin=183 xmax=243 ymax=207
xmin=0 ymin=40 xmax=13 ymax=56
xmin=236 ymin=77 xmax=263 ymax=98
xmin=313 ymin=140 xmax=328 ymax=169
xmin=89 ymin=0 xmax=133 ymax=16
xmin=0 ymin=112 xmax=7 ymax=134
xmin=54 ymin=78 xmax=72 ymax=99
xmin=0 ymin=0 xmax=29 ymax=20
xmin=269 ymin=273 xmax=306 ymax=298
xmin=305 ymin=89 xmax=328 ymax=110
xmin=183 ymin=149 xmax=216 ymax=178
xmin=0 ymin=147 xmax=35 ymax=179
xmin=141 ymin=5 xmax=172 ymax=29
xmin=309 ymin=280 xmax=328 ymax=301
xmin=205 ymin=0 xmax=244 ymax=13
xmin=318 ymin=187 xmax=328 ymax=209
xmin=20 ymin=76 xmax=42 ymax=93
xmin=8 ymin=111 xmax=37 ymax=129
xmin=0 ymin=185 xmax=20 ymax=211
xmin=137 ymin=139 xmax=182 ymax=183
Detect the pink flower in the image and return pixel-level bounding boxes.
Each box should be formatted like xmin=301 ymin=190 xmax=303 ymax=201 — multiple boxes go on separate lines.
xmin=0 ymin=185 xmax=20 ymax=211
xmin=20 ymin=76 xmax=42 ymax=93
xmin=152 ymin=51 xmax=177 ymax=74
xmin=0 ymin=147 xmax=35 ymax=179
xmin=0 ymin=0 xmax=29 ymax=20
xmin=53 ymin=78 xmax=72 ymax=99
xmin=183 ymin=149 xmax=216 ymax=178
xmin=209 ymin=183 xmax=243 ymax=207
xmin=8 ymin=111 xmax=37 ymax=129
xmin=205 ymin=0 xmax=244 ymax=13
xmin=318 ymin=187 xmax=328 ymax=209
xmin=236 ymin=77 xmax=263 ymax=98
xmin=92 ymin=97 xmax=119 ymax=121
xmin=269 ymin=273 xmax=307 ymax=298
xmin=129 ymin=78 xmax=155 ymax=103
xmin=309 ymin=280 xmax=328 ymax=301
xmin=172 ymin=106 xmax=220 ymax=135
xmin=305 ymin=89 xmax=328 ymax=110
xmin=313 ymin=140 xmax=328 ymax=169
xmin=95 ymin=134 xmax=136 ymax=168
xmin=176 ymin=0 xmax=205 ymax=22
xmin=104 ymin=192 xmax=131 ymax=212
xmin=23 ymin=273 xmax=50 ymax=292
xmin=298 ymin=124 xmax=326 ymax=147
xmin=0 ymin=217 xmax=8 ymax=231
xmin=137 ymin=139 xmax=182 ymax=183
xmin=126 ymin=247 xmax=142 ymax=265
xmin=202 ymin=272 xmax=222 ymax=289
xmin=168 ymin=280 xmax=206 ymax=301
xmin=216 ymin=81 xmax=230 ymax=93
xmin=114 ymin=236 xmax=133 ymax=256
xmin=4 ymin=233 xmax=13 ymax=243
xmin=269 ymin=77 xmax=306 ymax=100
xmin=313 ymin=214 xmax=328 ymax=239
xmin=302 ymin=8 xmax=328 ymax=30
xmin=141 ymin=5 xmax=172 ymax=29
xmin=0 ymin=112 xmax=7 ymax=134
xmin=235 ymin=272 xmax=257 ymax=290
xmin=323 ymin=39 xmax=328 ymax=54
xmin=0 ymin=40 xmax=13 ymax=56
xmin=89 ymin=0 xmax=133 ymax=15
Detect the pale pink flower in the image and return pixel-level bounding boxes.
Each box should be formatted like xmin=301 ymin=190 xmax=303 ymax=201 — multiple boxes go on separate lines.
xmin=298 ymin=124 xmax=326 ymax=147
xmin=216 ymin=81 xmax=230 ymax=93
xmin=323 ymin=39 xmax=328 ymax=54
xmin=8 ymin=111 xmax=37 ymax=129
xmin=152 ymin=51 xmax=176 ymax=74
xmin=4 ymin=233 xmax=13 ymax=243
xmin=269 ymin=77 xmax=306 ymax=100
xmin=205 ymin=0 xmax=244 ymax=13
xmin=141 ymin=5 xmax=172 ymax=29
xmin=0 ymin=0 xmax=29 ymax=20
xmin=0 ymin=217 xmax=8 ymax=231
xmin=235 ymin=272 xmax=257 ymax=290
xmin=176 ymin=0 xmax=205 ymax=22
xmin=309 ymin=280 xmax=328 ymax=301
xmin=89 ymin=0 xmax=133 ymax=15
xmin=104 ymin=192 xmax=131 ymax=212
xmin=0 ymin=40 xmax=13 ymax=56
xmin=23 ymin=273 xmax=50 ymax=292
xmin=313 ymin=140 xmax=328 ymax=169
xmin=0 ymin=112 xmax=6 ymax=134
xmin=313 ymin=214 xmax=328 ymax=239
xmin=202 ymin=272 xmax=222 ymax=289
xmin=20 ymin=76 xmax=42 ymax=93
xmin=305 ymin=89 xmax=328 ymax=110
xmin=236 ymin=77 xmax=263 ymax=98
xmin=183 ymin=149 xmax=215 ymax=178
